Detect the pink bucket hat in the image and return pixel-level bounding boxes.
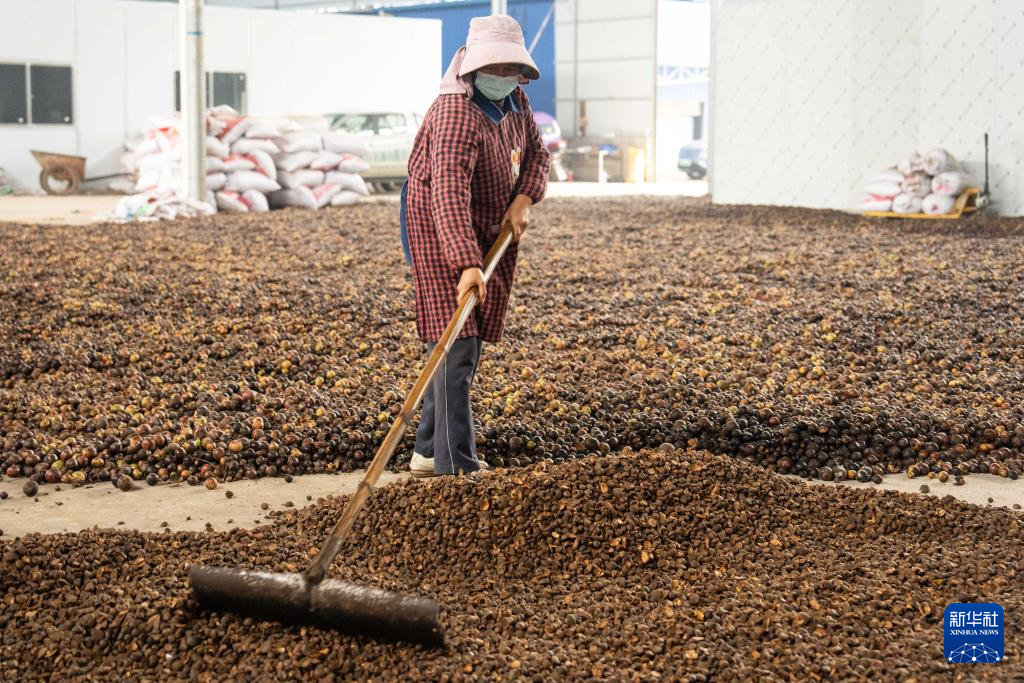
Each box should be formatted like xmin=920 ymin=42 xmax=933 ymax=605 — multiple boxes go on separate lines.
xmin=439 ymin=15 xmax=540 ymax=96
xmin=459 ymin=15 xmax=540 ymax=80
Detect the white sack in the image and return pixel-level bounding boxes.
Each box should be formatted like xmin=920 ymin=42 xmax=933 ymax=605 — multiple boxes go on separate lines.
xmin=312 ymin=183 xmax=341 ymax=208
xmin=892 ymin=193 xmax=923 ymax=214
xmin=156 ymin=167 xmax=181 ymax=196
xmin=247 ymin=150 xmax=278 ymax=180
xmin=232 ymin=138 xmax=281 ymax=156
xmin=861 ymin=198 xmax=893 ymax=212
xmin=337 ymin=154 xmax=370 ymax=174
xmin=206 ymin=156 xmax=226 ymax=173
xmin=206 ymin=116 xmax=227 ymax=138
xmin=134 ymin=169 xmax=160 ymax=193
xmin=279 ymin=169 xmax=325 ymax=189
xmin=270 ymin=187 xmax=317 ymax=210
xmin=330 ymin=190 xmax=361 ymax=206
xmin=923 ymin=148 xmax=959 ymax=176
xmin=273 ymin=151 xmax=317 ymax=173
xmin=922 ymin=193 xmax=956 ymax=215
xmin=133 ymin=137 xmax=161 ymax=158
xmin=900 ymin=171 xmax=932 ymax=198
xmin=245 ymin=121 xmax=282 ymax=139
xmin=242 ymin=190 xmax=270 ymax=212
xmin=324 ymin=171 xmax=370 ymax=196
xmin=864 ymin=180 xmax=901 ymax=199
xmin=206 ymin=172 xmax=227 ymax=191
xmin=134 ymin=137 xmax=161 ymax=158
xmin=216 ymin=190 xmax=249 ymax=212
xmin=138 ymin=152 xmax=176 ymax=176
xmin=931 ymin=171 xmax=968 ymax=197
xmin=206 ymin=136 xmax=230 ymax=159
xmin=225 ymin=171 xmax=281 ymax=194
xmin=274 ymin=131 xmax=322 ymax=154
xmin=223 ymin=155 xmax=257 ymax=172
xmin=323 ymin=133 xmax=369 ymax=157
xmin=221 ymin=118 xmax=251 ymax=145
xmin=897 ymin=152 xmax=924 ymax=177
xmin=310 ymin=151 xmax=343 ymax=171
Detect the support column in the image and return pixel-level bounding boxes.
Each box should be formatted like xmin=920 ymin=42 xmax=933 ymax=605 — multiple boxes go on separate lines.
xmin=180 ymin=0 xmax=206 ymax=202
xmin=491 ymin=0 xmax=507 ymax=15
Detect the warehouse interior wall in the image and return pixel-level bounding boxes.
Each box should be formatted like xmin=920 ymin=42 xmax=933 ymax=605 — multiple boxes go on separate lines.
xmin=710 ymin=0 xmax=1024 ymax=216
xmin=0 ymin=0 xmax=440 ymax=191
xmin=555 ymin=0 xmax=657 ymax=141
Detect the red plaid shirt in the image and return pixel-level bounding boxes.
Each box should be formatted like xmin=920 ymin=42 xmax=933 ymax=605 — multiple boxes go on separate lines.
xmin=405 ymin=87 xmax=550 ymax=342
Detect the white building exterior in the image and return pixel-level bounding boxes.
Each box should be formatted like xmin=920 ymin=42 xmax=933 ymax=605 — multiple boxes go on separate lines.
xmin=0 ymin=0 xmax=440 ymax=190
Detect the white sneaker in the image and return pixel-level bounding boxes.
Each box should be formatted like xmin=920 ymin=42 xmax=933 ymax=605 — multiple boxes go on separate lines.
xmin=411 ymin=453 xmax=492 ymax=478
xmin=410 ymin=452 xmax=436 ymax=478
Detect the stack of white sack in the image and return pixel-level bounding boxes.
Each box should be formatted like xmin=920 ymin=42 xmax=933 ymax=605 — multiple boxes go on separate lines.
xmin=117 ymin=106 xmax=372 ymax=216
xmin=208 ymin=109 xmax=282 ymax=213
xmin=268 ymin=130 xmax=371 ymax=209
xmin=862 ymin=148 xmax=968 ymax=216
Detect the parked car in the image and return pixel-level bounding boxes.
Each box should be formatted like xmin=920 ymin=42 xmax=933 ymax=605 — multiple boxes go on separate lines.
xmin=327 ymin=112 xmax=422 ymax=190
xmin=677 ymin=141 xmax=708 ymax=179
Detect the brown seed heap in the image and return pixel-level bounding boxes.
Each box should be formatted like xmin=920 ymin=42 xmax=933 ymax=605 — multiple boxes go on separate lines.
xmin=1 ymin=200 xmax=1024 ymax=489
xmin=1 ymin=450 xmax=1021 ymax=680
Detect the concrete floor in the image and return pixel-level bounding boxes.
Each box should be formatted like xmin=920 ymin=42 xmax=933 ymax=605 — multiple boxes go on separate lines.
xmin=0 ymin=182 xmax=708 ymax=227
xmin=0 ymin=466 xmax=1018 ymax=540
xmin=0 ymin=470 xmax=407 ymax=538
xmin=0 ymin=195 xmax=120 ymax=225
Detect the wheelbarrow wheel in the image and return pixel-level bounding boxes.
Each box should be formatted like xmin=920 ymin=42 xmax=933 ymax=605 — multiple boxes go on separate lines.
xmin=40 ymin=163 xmax=82 ymax=195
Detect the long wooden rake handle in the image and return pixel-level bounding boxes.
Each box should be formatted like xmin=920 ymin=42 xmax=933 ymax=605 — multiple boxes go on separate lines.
xmin=305 ymin=225 xmax=515 ymax=584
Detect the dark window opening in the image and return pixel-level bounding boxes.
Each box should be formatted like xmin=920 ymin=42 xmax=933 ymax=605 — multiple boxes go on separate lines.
xmin=0 ymin=63 xmax=28 ymax=124
xmin=176 ymin=71 xmax=247 ymax=114
xmin=211 ymin=72 xmax=246 ymax=113
xmin=30 ymin=65 xmax=73 ymax=124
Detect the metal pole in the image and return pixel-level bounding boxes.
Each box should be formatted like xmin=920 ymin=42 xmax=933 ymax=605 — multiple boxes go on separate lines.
xmin=180 ymin=0 xmax=206 ymax=202
xmin=491 ymin=0 xmax=507 ymax=15
xmin=573 ymin=0 xmax=579 ymax=136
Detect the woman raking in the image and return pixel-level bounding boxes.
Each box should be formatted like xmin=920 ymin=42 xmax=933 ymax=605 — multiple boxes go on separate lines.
xmin=400 ymin=15 xmax=550 ymax=476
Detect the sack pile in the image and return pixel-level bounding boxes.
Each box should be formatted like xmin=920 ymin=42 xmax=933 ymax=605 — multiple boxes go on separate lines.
xmin=117 ymin=106 xmax=371 ymax=216
xmin=861 ymin=148 xmax=969 ymax=215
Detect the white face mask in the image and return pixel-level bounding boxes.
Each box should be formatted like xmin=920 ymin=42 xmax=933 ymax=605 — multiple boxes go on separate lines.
xmin=475 ymin=72 xmax=520 ymax=101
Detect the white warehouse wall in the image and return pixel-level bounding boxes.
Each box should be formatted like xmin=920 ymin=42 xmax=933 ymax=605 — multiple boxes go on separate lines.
xmin=554 ymin=0 xmax=657 ymax=139
xmin=0 ymin=0 xmax=441 ymax=190
xmin=710 ymin=0 xmax=1024 ymax=216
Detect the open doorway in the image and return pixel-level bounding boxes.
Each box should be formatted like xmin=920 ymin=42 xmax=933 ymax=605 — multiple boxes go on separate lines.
xmin=656 ymin=0 xmax=710 ymax=190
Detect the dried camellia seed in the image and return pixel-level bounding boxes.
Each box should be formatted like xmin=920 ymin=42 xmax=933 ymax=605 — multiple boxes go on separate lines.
xmin=116 ymin=476 xmax=133 ymax=492
xmin=22 ymin=480 xmax=38 ymax=497
xmin=204 ymin=478 xmax=218 ymax=490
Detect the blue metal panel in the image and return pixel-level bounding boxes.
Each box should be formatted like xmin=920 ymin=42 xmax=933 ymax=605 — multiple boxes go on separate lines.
xmin=373 ymin=0 xmax=556 ymax=118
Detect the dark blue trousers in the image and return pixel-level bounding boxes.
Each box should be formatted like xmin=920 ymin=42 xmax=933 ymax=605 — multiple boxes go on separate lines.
xmin=414 ymin=337 xmax=484 ymax=474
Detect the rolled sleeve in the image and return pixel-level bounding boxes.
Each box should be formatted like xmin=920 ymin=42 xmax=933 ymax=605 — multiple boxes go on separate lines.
xmin=430 ymin=97 xmax=484 ymax=272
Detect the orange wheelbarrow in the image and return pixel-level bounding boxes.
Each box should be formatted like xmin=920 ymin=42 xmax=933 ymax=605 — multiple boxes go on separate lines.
xmin=31 ymin=150 xmax=128 ymax=195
